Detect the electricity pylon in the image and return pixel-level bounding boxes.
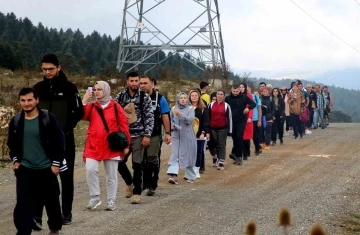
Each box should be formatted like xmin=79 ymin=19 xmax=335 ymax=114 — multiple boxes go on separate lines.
xmin=116 ymin=0 xmax=226 ymax=74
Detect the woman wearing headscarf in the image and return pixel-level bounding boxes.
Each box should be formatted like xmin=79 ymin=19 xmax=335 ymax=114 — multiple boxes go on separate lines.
xmin=270 ymin=87 xmax=285 ymax=145
xmin=82 ymin=81 xmax=131 ymax=211
xmin=239 ymin=83 xmax=254 ymax=160
xmin=189 ymin=89 xmax=210 ymax=178
xmin=167 ymin=92 xmax=197 ymax=184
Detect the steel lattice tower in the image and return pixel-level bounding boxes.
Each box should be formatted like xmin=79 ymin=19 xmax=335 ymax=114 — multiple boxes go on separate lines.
xmin=116 ymin=0 xmax=226 ymax=74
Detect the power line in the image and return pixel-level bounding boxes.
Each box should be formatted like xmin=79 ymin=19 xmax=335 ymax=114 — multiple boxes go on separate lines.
xmin=354 ymin=0 xmax=360 ymax=7
xmin=289 ymin=0 xmax=360 ymax=54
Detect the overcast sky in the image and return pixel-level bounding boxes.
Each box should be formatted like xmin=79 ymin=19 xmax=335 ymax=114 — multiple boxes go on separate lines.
xmin=2 ymin=0 xmax=360 ymax=73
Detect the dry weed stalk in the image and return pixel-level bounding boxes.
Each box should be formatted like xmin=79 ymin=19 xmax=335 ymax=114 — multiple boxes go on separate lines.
xmin=244 ymin=219 xmax=257 ymax=235
xmin=309 ymin=224 xmax=326 ymax=235
xmin=278 ymin=207 xmax=292 ymax=235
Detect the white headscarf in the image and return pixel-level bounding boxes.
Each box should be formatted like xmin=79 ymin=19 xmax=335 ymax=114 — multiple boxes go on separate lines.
xmin=95 ymin=81 xmax=111 ymax=105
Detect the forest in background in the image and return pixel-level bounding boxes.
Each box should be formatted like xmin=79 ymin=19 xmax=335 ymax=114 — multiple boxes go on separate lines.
xmin=0 ymin=12 xmax=357 ymax=122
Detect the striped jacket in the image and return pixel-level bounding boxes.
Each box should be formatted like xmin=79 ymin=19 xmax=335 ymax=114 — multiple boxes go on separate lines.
xmin=115 ymin=87 xmax=154 ymax=137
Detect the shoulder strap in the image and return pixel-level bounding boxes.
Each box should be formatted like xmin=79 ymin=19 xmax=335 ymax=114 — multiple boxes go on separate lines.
xmin=14 ymin=113 xmax=21 ymax=129
xmin=95 ymin=106 xmax=110 ymax=133
xmin=140 ymin=90 xmax=145 ymax=125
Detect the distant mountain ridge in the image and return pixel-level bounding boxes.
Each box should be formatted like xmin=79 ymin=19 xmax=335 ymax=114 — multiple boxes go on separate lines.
xmin=246 ymin=68 xmax=360 ymax=91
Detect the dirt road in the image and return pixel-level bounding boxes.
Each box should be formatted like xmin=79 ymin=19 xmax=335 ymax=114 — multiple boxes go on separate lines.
xmin=1 ymin=123 xmax=360 ymax=235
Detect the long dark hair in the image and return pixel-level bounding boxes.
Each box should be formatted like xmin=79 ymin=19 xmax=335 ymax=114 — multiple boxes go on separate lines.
xmin=271 ymin=87 xmax=282 ymax=99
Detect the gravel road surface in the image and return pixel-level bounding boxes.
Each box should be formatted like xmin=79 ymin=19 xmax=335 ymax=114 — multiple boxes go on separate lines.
xmin=0 ymin=123 xmax=360 ymax=235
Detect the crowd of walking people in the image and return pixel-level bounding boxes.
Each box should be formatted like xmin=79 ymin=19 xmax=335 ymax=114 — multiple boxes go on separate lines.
xmin=7 ymin=53 xmax=333 ymax=235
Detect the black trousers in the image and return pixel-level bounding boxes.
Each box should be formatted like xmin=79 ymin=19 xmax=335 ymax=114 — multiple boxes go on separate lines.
xmin=142 ymin=138 xmax=162 ymax=190
xmin=231 ymin=122 xmax=246 ymax=158
xmin=34 ymin=131 xmax=75 ymax=220
xmin=14 ymin=166 xmax=62 ymax=235
xmin=271 ymin=115 xmax=284 ymax=142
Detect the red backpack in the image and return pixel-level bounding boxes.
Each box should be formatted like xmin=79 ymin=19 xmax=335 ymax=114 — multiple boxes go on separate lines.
xmin=299 ymin=107 xmax=310 ymax=122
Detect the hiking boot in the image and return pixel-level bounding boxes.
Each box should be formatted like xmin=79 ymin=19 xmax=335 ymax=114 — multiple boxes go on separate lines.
xmin=62 ymin=213 xmax=72 ymax=225
xmin=105 ymin=201 xmax=116 ymax=211
xmin=146 ymin=188 xmax=155 ymax=196
xmin=131 ymin=195 xmax=141 ymax=204
xmin=168 ymin=176 xmax=178 ymax=185
xmin=87 ymin=197 xmax=101 ymax=210
xmin=264 ymin=145 xmax=270 ymax=150
xmin=32 ymin=218 xmax=42 ymax=231
xmin=229 ymin=153 xmax=235 ymax=160
xmin=125 ymin=184 xmax=133 ymax=198
xmin=48 ymin=230 xmax=59 ymax=235
xmin=280 ymin=138 xmax=283 ymax=145
xmin=270 ymin=141 xmax=276 ymax=146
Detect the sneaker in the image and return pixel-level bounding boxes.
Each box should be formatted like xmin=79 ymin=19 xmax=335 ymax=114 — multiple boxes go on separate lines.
xmin=255 ymin=151 xmax=260 ymax=156
xmin=146 ymin=188 xmax=155 ymax=196
xmin=194 ymin=167 xmax=201 ymax=179
xmin=234 ymin=157 xmax=242 ymax=166
xmin=187 ymin=179 xmax=194 ymax=183
xmin=305 ymin=129 xmax=312 ymax=135
xmin=229 ymin=153 xmax=236 ymax=160
xmin=212 ymin=157 xmax=218 ymax=167
xmin=168 ymin=176 xmax=178 ymax=185
xmin=62 ymin=213 xmax=72 ymax=225
xmin=243 ymin=156 xmax=248 ymax=161
xmin=48 ymin=230 xmax=59 ymax=235
xmin=125 ymin=184 xmax=133 ymax=198
xmin=217 ymin=163 xmax=225 ymax=170
xmin=270 ymin=141 xmax=276 ymax=146
xmin=264 ymin=145 xmax=270 ymax=150
xmin=105 ymin=201 xmax=116 ymax=211
xmin=131 ymin=194 xmax=141 ymax=204
xmin=280 ymin=138 xmax=283 ymax=145
xmin=87 ymin=197 xmax=101 ymax=209
xmin=313 ymin=127 xmax=318 ymax=129
xmin=32 ymin=218 xmax=42 ymax=231
xmin=294 ymin=136 xmax=299 ymax=139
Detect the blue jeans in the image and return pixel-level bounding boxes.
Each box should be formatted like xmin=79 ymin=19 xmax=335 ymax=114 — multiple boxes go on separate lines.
xmin=195 ymin=140 xmax=206 ymax=168
xmin=290 ymin=113 xmax=300 ymax=137
xmin=313 ymin=108 xmax=325 ymax=128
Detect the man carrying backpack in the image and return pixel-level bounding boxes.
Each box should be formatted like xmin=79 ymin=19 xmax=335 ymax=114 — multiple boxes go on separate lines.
xmin=200 ymin=81 xmax=210 ymax=105
xmin=115 ymin=72 xmax=154 ymax=204
xmin=8 ymin=87 xmax=65 ymax=235
xmin=139 ymin=76 xmax=171 ymax=196
xmin=33 ymin=53 xmax=84 ymax=226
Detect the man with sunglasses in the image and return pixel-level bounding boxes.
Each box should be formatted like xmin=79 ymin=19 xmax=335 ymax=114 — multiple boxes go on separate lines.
xmin=33 ymin=53 xmax=84 ymax=228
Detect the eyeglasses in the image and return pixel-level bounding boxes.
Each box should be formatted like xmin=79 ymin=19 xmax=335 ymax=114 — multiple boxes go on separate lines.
xmin=41 ymin=67 xmax=57 ymax=72
xmin=93 ymin=88 xmax=103 ymax=92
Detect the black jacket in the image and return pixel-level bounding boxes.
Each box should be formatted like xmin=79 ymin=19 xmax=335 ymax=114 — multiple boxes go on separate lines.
xmin=308 ymin=91 xmax=317 ymax=110
xmin=7 ymin=109 xmax=66 ymax=169
xmin=225 ymin=94 xmax=256 ymax=123
xmin=33 ymin=70 xmax=84 ymax=132
xmin=261 ymin=96 xmax=275 ymax=121
xmin=194 ymin=106 xmax=210 ymax=138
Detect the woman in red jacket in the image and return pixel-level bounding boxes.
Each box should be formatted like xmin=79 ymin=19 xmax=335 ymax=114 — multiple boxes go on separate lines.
xmin=240 ymin=83 xmax=254 ymax=160
xmin=82 ymin=81 xmax=130 ymax=211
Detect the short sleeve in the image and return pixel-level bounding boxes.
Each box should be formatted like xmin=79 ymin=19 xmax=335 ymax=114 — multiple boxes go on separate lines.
xmin=159 ymin=96 xmax=170 ymax=114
